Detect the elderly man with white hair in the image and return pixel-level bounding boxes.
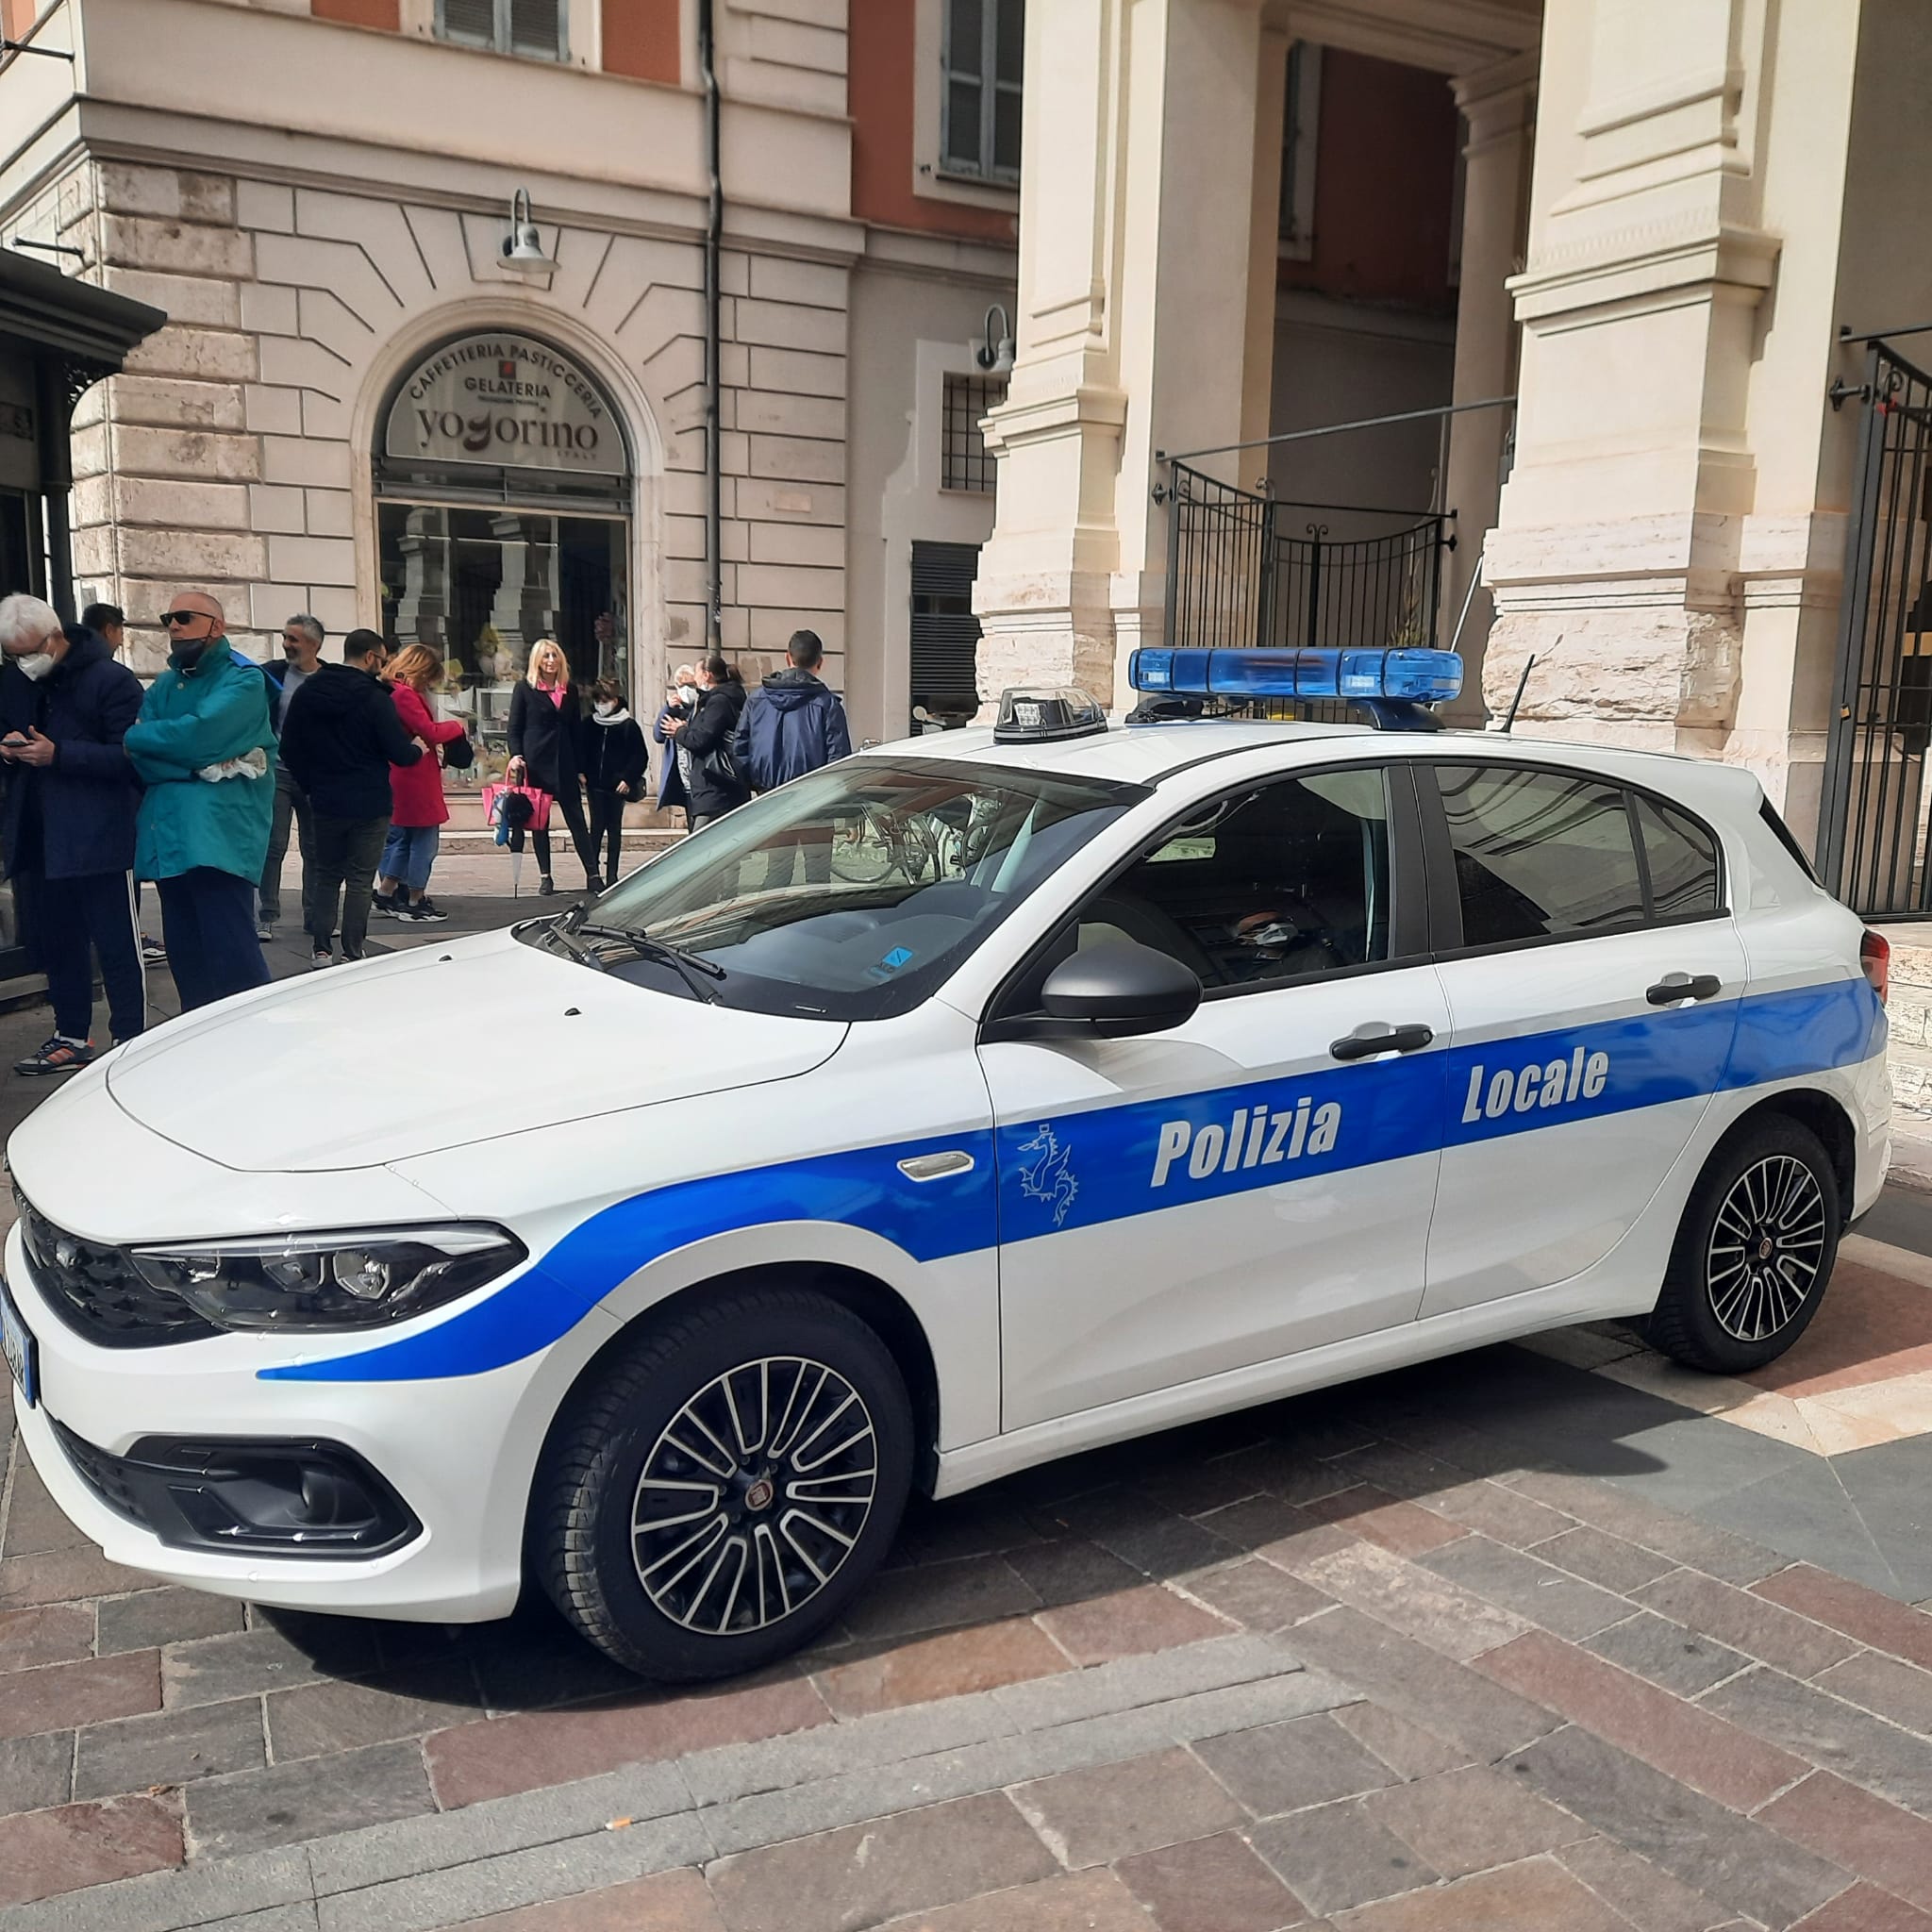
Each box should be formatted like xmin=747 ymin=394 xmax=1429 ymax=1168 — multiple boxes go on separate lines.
xmin=0 ymin=593 xmax=146 ymax=1074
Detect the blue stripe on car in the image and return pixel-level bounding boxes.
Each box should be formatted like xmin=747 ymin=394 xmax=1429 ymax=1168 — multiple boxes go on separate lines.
xmin=261 ymin=975 xmax=1882 ymax=1385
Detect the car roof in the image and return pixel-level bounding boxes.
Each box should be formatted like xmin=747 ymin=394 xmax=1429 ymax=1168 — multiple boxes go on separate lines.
xmin=871 ymin=720 xmax=1765 ymax=813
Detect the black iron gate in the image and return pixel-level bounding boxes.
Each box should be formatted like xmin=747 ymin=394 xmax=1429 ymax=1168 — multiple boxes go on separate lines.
xmin=1820 ymin=340 xmax=1932 ymax=915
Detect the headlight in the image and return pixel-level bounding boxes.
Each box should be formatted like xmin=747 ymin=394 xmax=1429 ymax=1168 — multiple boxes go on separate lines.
xmin=127 ymin=1225 xmax=526 ymax=1332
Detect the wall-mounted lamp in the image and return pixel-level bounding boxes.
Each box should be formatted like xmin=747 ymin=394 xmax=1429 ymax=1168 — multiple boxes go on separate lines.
xmin=498 ymin=189 xmax=557 ymax=280
xmin=976 ymin=303 xmax=1015 ymax=375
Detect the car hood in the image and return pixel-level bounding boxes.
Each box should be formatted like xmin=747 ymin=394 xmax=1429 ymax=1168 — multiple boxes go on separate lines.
xmin=104 ymin=927 xmax=847 ymax=1172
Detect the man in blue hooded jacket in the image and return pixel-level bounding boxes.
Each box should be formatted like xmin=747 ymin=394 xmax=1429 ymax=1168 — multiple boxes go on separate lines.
xmin=732 ymin=630 xmax=852 ymax=793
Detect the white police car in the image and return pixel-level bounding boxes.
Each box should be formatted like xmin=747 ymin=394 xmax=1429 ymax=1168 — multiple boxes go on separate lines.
xmin=0 ymin=646 xmax=1890 ymax=1680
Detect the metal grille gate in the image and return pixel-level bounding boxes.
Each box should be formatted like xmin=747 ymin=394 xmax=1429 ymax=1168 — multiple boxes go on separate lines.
xmin=1820 ymin=340 xmax=1932 ymax=916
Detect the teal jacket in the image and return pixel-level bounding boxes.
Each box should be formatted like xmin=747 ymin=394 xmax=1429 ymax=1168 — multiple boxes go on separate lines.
xmin=125 ymin=639 xmax=276 ymax=884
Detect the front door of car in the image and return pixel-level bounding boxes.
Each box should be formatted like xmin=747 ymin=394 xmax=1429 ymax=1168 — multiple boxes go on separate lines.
xmin=1417 ymin=760 xmax=1748 ymax=1316
xmin=977 ymin=762 xmax=1453 ymax=1432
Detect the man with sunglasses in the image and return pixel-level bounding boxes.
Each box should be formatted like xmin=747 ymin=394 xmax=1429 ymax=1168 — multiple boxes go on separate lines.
xmin=124 ymin=592 xmax=275 ymax=1010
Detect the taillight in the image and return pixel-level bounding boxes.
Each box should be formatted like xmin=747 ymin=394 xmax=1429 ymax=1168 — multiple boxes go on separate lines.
xmin=1861 ymin=928 xmax=1890 ymax=1005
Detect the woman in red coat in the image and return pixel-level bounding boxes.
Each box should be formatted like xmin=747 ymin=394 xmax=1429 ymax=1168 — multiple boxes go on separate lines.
xmin=372 ymin=645 xmax=466 ymax=924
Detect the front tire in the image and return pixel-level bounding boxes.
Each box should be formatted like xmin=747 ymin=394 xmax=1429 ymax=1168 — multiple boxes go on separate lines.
xmin=1647 ymin=1115 xmax=1840 ymax=1374
xmin=538 ymin=1286 xmax=913 ymax=1680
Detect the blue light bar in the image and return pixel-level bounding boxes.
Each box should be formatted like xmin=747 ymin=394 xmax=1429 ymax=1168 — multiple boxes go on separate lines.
xmin=1129 ymin=646 xmax=1462 ymax=705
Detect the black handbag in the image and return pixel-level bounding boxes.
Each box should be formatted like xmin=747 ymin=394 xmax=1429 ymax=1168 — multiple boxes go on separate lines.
xmin=442 ymin=731 xmax=475 ymax=772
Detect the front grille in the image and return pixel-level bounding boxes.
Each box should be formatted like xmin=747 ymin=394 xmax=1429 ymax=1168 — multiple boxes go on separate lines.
xmin=52 ymin=1421 xmax=149 ymax=1527
xmin=14 ymin=1190 xmax=217 ymax=1348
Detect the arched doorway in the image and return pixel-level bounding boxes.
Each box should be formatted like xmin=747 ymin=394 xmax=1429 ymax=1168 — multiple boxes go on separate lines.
xmin=375 ymin=331 xmax=633 ymax=781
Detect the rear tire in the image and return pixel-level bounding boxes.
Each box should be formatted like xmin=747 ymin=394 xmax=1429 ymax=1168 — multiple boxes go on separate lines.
xmin=538 ymin=1286 xmax=913 ymax=1680
xmin=1646 ymin=1115 xmax=1840 ymax=1374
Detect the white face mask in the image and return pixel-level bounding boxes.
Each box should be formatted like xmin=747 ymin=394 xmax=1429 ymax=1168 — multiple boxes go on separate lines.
xmin=677 ymin=684 xmax=698 ymax=705
xmin=594 ymin=700 xmax=617 ymax=717
xmin=13 ymin=652 xmax=56 ymax=682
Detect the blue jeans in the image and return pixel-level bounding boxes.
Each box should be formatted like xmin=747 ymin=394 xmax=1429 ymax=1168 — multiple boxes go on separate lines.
xmin=380 ymin=824 xmax=440 ymax=895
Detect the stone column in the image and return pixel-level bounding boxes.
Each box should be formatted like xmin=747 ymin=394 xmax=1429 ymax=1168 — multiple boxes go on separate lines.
xmin=1436 ymin=52 xmax=1535 ymax=724
xmin=974 ymin=0 xmax=1275 ymax=712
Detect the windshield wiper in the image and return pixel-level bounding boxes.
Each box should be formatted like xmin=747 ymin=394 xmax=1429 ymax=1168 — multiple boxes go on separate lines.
xmin=573 ymin=921 xmax=725 ymax=1003
xmin=537 ymin=917 xmax=602 ymax=968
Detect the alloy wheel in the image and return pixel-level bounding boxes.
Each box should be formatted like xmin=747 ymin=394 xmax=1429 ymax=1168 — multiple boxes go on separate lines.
xmin=630 ymin=1356 xmax=878 ymax=1635
xmin=1706 ymin=1153 xmax=1826 ymax=1342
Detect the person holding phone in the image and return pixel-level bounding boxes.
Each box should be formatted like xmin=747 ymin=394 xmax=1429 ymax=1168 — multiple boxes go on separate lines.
xmin=653 ymin=665 xmax=695 ymax=825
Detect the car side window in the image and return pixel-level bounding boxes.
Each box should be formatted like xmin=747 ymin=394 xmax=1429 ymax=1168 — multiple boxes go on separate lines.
xmin=1436 ymin=764 xmax=1645 ymax=945
xmin=1008 ymin=767 xmax=1398 ymax=1011
xmin=1636 ymin=794 xmax=1723 ymax=917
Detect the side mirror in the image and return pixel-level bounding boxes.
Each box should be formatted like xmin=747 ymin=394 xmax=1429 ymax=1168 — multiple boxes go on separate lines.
xmin=1038 ymin=941 xmax=1202 ymax=1039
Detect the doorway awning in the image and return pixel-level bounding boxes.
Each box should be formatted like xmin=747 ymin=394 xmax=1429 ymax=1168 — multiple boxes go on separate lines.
xmin=0 ymin=245 xmax=165 ymax=375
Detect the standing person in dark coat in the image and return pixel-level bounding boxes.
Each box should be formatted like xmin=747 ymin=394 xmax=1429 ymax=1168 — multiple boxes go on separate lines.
xmin=507 ymin=638 xmax=599 ymax=894
xmin=0 ymin=595 xmax=145 ymax=1074
xmin=733 ymin=629 xmax=852 ymax=792
xmin=664 ymin=655 xmax=750 ymax=831
xmin=652 ymin=663 xmax=696 ymax=823
xmin=582 ymin=677 xmax=647 ymax=887
xmin=256 ymin=613 xmax=324 ymax=943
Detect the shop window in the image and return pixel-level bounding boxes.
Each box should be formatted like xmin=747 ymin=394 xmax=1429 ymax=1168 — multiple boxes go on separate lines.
xmin=941 ymin=0 xmax=1024 ymax=184
xmin=1278 ymin=41 xmax=1320 ymax=261
xmin=436 ymin=0 xmax=568 ymax=60
xmin=941 ymin=374 xmax=1004 ymax=494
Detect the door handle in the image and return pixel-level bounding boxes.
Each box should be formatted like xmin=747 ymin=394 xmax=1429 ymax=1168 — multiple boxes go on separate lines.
xmin=1330 ymin=1021 xmax=1435 ymax=1061
xmin=1646 ymin=973 xmax=1723 ymax=1006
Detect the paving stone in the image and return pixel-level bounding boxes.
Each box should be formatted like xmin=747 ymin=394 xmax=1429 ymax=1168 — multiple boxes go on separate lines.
xmin=876 ymin=1869 xmax=1162 ymax=1931
xmin=0 ymin=1729 xmax=75 ymax=1816
xmin=814 ymin=1618 xmax=1070 ymax=1721
xmin=162 ymin=1621 xmax=383 ymax=1708
xmin=1757 ymin=1773 xmax=1932 ymax=1914
xmin=1331 ymin=1701 xmax=1469 ymax=1780
xmin=1423 ymin=1536 xmax=1632 ymax=1641
xmin=1076 ymin=1507 xmax=1239 ymax=1581
xmin=1557 ymin=1834 xmax=1741 ymax=1932
xmin=464 ymin=1609 xmax=646 ymax=1718
xmin=1584 ymin=1611 xmax=1753 ymax=1697
xmin=1298 ymin=1485 xmax=1468 ymax=1557
xmin=1326 ymin=1854 xmax=1636 ymax=1930
xmin=1194 ymin=1711 xmax=1397 ymax=1817
xmin=1504 ymin=1724 xmax=1847 ymax=1929
xmin=1755 ymin=1566 xmax=1932 ymax=1674
xmin=1137 ymin=1456 xmax=1274 ymax=1520
xmin=703 ymin=1791 xmax=1058 ymax=1932
xmin=1476 ymin=1631 xmax=1807 ymax=1810
xmin=0 ymin=1793 xmax=184 ymax=1907
xmin=1418 ymin=1478 xmax=1575 ymax=1550
xmin=1010 ymin=1745 xmax=1244 ymax=1868
xmin=1114 ymin=1829 xmax=1309 ymax=1932
xmin=1283 ymin=1541 xmax=1528 ymax=1661
xmin=1196 ymin=1496 xmax=1342 ymax=1562
xmin=1703 ymin=1667 xmax=1932 ymax=1814
xmin=1505 ymin=1475 xmax=1783 ymax=1587
xmin=887 ymin=1497 xmax=1048 ymax=1570
xmin=75 ymin=1696 xmax=265 ymax=1799
xmin=187 ymin=1739 xmax=434 ymax=1861
xmin=840 ymin=1555 xmax=1041 ymax=1642
xmin=1789 ymin=1881 xmax=1932 ymax=1930
xmin=1289 ymin=1607 xmax=1560 ymax=1761
xmin=96 ymin=1589 xmax=246 ymax=1656
xmin=1320 ymin=1440 xmax=1474 ymax=1504
xmin=264 ymin=1661 xmax=482 ymax=1760
xmin=428 ymin=1673 xmax=830 ymax=1809
xmin=1813 ymin=1650 xmax=1932 ymax=1736
xmin=0 ymin=1601 xmax=94 ymax=1672
xmin=1249 ymin=1797 xmax=1439 ymax=1917
xmin=0 ymin=1544 xmax=152 ymax=1611
xmin=1035 ymin=1585 xmax=1232 ymax=1666
xmin=1637 ymin=1572 xmax=1858 ymax=1679
xmin=1002 ymin=1539 xmax=1144 ymax=1609
xmin=1 ymin=1651 xmax=160 ymax=1740
xmin=456 ymin=1868 xmax=724 ymax=1932
xmin=1528 ymin=1525 xmax=1675 ymax=1595
xmin=1 ymin=1454 xmax=89 ymax=1558
xmin=1176 ymin=1557 xmax=1333 ymax=1635
xmin=1362 ymin=1764 xmax=1591 ymax=1877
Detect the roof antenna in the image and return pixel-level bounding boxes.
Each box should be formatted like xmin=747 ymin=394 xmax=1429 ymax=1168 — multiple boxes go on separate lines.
xmin=1500 ymin=653 xmax=1536 ymax=734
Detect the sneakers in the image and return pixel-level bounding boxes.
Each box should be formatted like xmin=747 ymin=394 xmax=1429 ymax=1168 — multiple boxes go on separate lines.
xmin=587 ymin=875 xmax=606 ymax=894
xmin=538 ymin=874 xmax=556 ymax=896
xmin=371 ymin=893 xmax=403 ymax=919
xmin=140 ymin=934 xmax=166 ymax=963
xmin=413 ymin=896 xmax=449 ymax=923
xmin=256 ymin=920 xmax=275 ymax=942
xmin=309 ymin=948 xmax=335 ymax=971
xmin=15 ymin=1036 xmax=94 ymax=1077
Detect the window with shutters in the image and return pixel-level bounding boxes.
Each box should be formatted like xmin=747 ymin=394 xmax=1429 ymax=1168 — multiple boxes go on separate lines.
xmin=941 ymin=374 xmax=1004 ymax=494
xmin=940 ymin=0 xmax=1024 ymax=184
xmin=908 ymin=541 xmax=983 ymax=733
xmin=436 ymin=0 xmax=568 ymax=61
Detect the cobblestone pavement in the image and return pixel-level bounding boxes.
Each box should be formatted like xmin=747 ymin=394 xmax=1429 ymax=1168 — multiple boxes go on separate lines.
xmin=6 ymin=874 xmax=1932 ymax=1929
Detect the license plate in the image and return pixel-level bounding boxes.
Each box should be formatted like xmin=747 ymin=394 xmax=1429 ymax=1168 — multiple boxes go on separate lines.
xmin=0 ymin=1277 xmax=38 ymax=1407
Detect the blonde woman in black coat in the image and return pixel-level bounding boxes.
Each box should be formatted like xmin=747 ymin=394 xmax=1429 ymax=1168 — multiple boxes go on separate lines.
xmin=506 ymin=638 xmax=601 ymax=894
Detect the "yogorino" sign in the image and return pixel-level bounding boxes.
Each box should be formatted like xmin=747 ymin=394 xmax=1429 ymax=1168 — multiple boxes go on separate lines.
xmin=384 ymin=334 xmax=625 ymax=476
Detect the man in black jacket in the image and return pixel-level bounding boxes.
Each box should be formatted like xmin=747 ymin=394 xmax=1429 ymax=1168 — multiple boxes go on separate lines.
xmin=277 ymin=629 xmax=421 ymax=969
xmin=0 ymin=595 xmax=145 ymax=1074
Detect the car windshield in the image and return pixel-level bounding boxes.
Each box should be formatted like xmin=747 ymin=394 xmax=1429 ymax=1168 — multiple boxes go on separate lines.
xmin=527 ymin=757 xmax=1148 ymax=1019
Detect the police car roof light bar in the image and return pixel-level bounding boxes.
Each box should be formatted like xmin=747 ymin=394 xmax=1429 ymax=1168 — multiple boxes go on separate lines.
xmin=1127 ymin=646 xmax=1462 ymax=706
